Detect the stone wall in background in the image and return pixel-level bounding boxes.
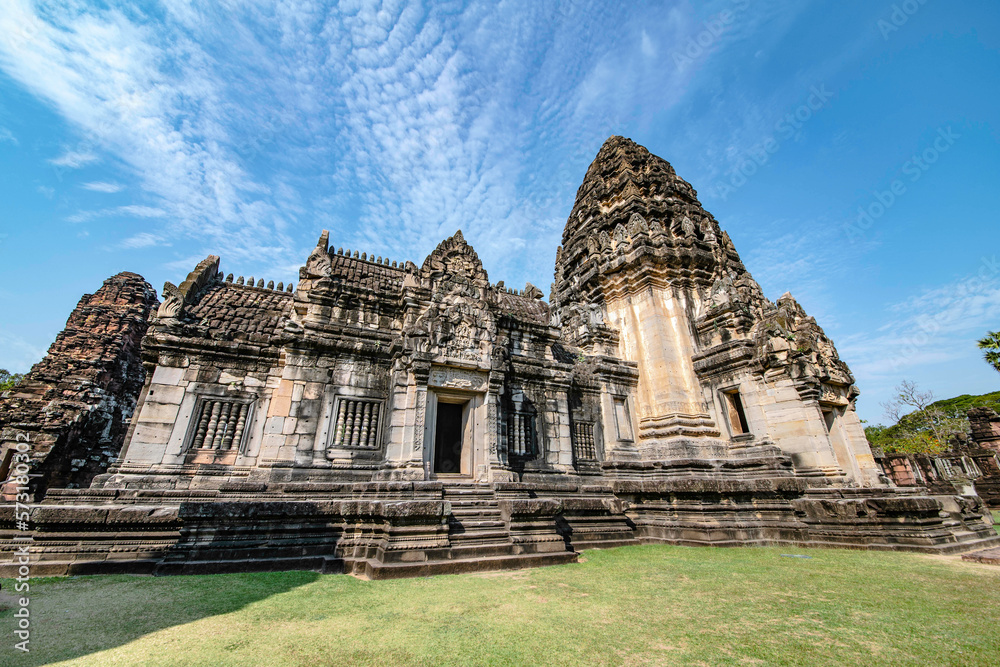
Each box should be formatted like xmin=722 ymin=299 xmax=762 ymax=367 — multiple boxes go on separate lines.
xmin=0 ymin=272 xmax=158 ymax=499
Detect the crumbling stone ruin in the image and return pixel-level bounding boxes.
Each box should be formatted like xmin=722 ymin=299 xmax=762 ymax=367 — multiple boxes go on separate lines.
xmin=0 ymin=273 xmax=157 ymax=500
xmin=2 ymin=137 xmax=997 ymax=578
xmin=875 ymin=407 xmax=1000 ymax=505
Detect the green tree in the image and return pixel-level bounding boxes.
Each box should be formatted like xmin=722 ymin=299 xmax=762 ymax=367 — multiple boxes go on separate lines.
xmin=978 ymin=330 xmax=1000 ymax=373
xmin=875 ymin=380 xmax=967 ymax=454
xmin=0 ymin=368 xmax=24 ymax=392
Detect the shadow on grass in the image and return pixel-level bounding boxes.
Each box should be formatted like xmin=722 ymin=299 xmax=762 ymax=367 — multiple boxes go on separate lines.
xmin=0 ymin=569 xmax=320 ymax=666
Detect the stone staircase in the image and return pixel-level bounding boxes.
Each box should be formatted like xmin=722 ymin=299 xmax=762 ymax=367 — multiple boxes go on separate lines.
xmin=355 ymin=482 xmax=577 ymax=579
xmin=444 ymin=483 xmax=512 ymax=554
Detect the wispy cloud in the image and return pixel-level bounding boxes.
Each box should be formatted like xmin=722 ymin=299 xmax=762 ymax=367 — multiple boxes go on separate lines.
xmin=67 ymin=205 xmax=167 ymax=223
xmin=0 ymin=126 xmax=16 ymax=144
xmin=81 ymin=181 xmax=123 ymax=193
xmin=0 ymin=0 xmax=786 ymax=289
xmin=0 ymin=0 xmax=296 ymax=270
xmin=49 ymin=148 xmax=98 ymax=168
xmin=116 ymin=232 xmax=166 ymax=250
xmin=839 ymin=256 xmax=1000 ymax=382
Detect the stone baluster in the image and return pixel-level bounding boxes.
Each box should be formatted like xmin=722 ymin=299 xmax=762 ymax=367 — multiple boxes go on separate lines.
xmin=350 ymin=400 xmax=362 ymax=447
xmin=193 ymin=403 xmax=212 ymax=448
xmin=344 ymin=401 xmax=357 ymax=448
xmin=369 ymin=403 xmax=380 ymax=447
xmin=333 ymin=399 xmax=348 ymax=447
xmin=222 ymin=403 xmax=242 ymax=450
xmin=231 ymin=403 xmax=249 ymax=451
xmin=203 ymin=401 xmax=223 ymax=450
xmin=212 ymin=401 xmax=233 ymax=449
xmin=359 ymin=402 xmax=372 ymax=448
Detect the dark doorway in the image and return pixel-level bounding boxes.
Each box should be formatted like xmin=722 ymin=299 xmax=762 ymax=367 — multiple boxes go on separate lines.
xmin=434 ymin=402 xmax=465 ymax=474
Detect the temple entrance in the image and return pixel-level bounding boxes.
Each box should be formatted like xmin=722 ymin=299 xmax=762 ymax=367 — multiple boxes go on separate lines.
xmin=434 ymin=401 xmax=467 ymax=474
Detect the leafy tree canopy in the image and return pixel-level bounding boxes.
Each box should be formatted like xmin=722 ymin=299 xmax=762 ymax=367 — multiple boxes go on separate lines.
xmin=978 ymin=330 xmax=1000 ymax=374
xmin=0 ymin=368 xmax=25 ymax=393
xmin=864 ymin=382 xmax=1000 ymax=454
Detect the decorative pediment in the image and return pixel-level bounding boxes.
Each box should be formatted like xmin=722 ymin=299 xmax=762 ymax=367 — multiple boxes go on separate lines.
xmin=420 ymin=230 xmax=490 ymax=286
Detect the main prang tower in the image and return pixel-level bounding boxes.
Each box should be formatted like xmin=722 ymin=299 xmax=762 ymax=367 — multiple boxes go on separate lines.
xmin=553 ymin=136 xmax=879 ymax=485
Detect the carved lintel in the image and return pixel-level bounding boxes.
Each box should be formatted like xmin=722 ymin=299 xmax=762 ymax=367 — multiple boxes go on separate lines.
xmin=428 ymin=367 xmax=488 ymax=392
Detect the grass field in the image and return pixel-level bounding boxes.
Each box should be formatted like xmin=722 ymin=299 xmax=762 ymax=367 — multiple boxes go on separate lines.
xmin=2 ymin=544 xmax=999 ymax=666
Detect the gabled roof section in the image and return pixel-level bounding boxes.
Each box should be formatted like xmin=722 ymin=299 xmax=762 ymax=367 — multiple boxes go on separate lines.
xmin=421 ymin=230 xmax=489 ymax=285
xmin=185 ymin=281 xmax=293 ymax=343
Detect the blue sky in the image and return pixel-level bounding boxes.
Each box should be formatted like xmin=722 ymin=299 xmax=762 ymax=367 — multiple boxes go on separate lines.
xmin=1 ymin=0 xmax=998 ymax=425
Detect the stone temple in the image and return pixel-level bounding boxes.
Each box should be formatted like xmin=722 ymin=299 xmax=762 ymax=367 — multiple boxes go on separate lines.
xmin=1 ymin=136 xmax=997 ymax=578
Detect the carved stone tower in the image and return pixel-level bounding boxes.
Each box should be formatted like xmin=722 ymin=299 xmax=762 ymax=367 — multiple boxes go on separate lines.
xmin=553 ymin=136 xmax=880 ymax=484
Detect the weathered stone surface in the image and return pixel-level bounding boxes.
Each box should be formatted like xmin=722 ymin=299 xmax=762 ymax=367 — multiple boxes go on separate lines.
xmin=0 ymin=272 xmax=158 ymax=499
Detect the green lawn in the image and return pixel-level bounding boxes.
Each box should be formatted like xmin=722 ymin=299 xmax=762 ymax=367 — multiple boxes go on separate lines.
xmin=2 ymin=545 xmax=999 ymax=666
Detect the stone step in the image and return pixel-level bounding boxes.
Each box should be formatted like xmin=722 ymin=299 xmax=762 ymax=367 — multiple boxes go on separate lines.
xmin=447 ymin=497 xmax=499 ymax=505
xmin=449 ymin=506 xmax=500 ymax=514
xmin=447 ymin=527 xmax=513 ymax=543
xmin=356 ymin=550 xmax=578 ymax=580
xmin=448 ymin=519 xmax=507 ymax=529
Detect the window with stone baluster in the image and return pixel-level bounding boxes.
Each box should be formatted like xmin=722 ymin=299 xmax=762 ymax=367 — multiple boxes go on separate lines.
xmin=571 ymin=420 xmax=597 ymax=463
xmin=329 ymin=396 xmax=384 ymax=449
xmin=186 ymin=397 xmax=255 ymax=454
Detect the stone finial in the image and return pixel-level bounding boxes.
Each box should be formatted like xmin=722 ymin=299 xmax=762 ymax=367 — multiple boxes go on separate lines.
xmin=286 ymin=283 xmax=294 ymax=292
xmin=177 ymin=255 xmax=220 ymax=301
xmin=236 ymin=276 xmax=245 ymax=285
xmin=337 ymin=248 xmax=344 ymax=255
xmin=156 ymin=281 xmax=183 ymax=323
xmin=305 ymin=231 xmax=333 ymax=278
xmin=267 ymin=280 xmax=274 ymax=289
xmin=276 ymin=282 xmax=283 ymax=291
xmin=524 ymin=282 xmax=544 ymax=299
xmin=256 ymin=279 xmax=264 ymax=288
xmin=225 ymin=274 xmax=233 ymax=282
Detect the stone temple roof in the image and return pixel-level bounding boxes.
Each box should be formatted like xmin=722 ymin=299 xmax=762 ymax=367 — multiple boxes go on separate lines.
xmin=326 ymin=250 xmax=406 ymax=298
xmin=496 ymin=289 xmax=549 ymax=325
xmin=186 ymin=282 xmax=293 ymax=343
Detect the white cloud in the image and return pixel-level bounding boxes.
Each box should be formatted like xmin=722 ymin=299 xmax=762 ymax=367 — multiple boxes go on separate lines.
xmin=49 ymin=149 xmax=98 ymax=168
xmin=0 ymin=126 xmax=16 ymax=144
xmin=117 ymin=232 xmax=165 ymax=249
xmin=82 ymin=181 xmax=123 ymax=193
xmin=0 ymin=0 xmax=296 ymax=270
xmin=839 ymin=256 xmax=1000 ymax=382
xmin=116 ymin=205 xmax=166 ymax=218
xmin=36 ymin=185 xmax=54 ymax=199
xmin=67 ymin=204 xmax=167 ymax=223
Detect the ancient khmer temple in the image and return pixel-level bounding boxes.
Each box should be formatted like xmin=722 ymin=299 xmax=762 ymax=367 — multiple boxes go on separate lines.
xmin=2 ymin=136 xmax=997 ymax=578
